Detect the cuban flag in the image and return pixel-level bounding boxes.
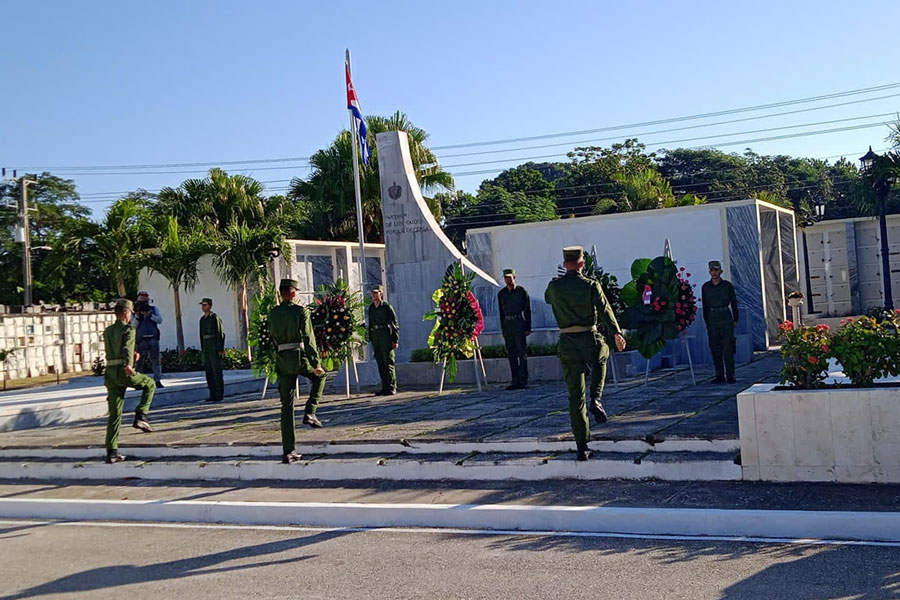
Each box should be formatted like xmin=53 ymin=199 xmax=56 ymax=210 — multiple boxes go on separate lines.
xmin=345 ymin=64 xmax=370 ymax=165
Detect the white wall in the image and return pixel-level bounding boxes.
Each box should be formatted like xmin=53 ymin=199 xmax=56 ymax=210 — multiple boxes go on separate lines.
xmin=139 ymin=255 xmax=241 ymax=352
xmin=479 ymin=202 xmax=726 ymax=296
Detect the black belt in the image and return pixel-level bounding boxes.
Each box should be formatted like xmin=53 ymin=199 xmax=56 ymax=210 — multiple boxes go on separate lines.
xmin=503 ymin=315 xmax=523 ymax=320
xmin=709 ymin=307 xmax=732 ymax=312
xmin=371 ymin=324 xmax=390 ymax=330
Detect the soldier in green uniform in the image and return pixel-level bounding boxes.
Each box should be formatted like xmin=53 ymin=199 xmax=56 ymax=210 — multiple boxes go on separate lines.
xmin=497 ymin=268 xmax=531 ymax=390
xmin=701 ymin=260 xmax=739 ymax=384
xmin=199 ymin=297 xmax=225 ymax=403
xmin=368 ymin=284 xmax=399 ymax=396
xmin=103 ymin=299 xmax=155 ymax=464
xmin=545 ymin=246 xmax=626 ymax=461
xmin=268 ymin=279 xmax=327 ymax=464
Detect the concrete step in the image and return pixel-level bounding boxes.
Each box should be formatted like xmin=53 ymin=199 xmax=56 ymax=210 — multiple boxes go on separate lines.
xmin=0 ymin=449 xmax=741 ymax=482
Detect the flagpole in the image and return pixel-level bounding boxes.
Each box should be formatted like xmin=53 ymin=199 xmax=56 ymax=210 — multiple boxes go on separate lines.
xmin=346 ymin=49 xmax=368 ymax=297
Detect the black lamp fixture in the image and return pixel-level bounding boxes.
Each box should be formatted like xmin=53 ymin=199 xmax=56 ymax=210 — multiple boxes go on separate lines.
xmin=859 ymin=146 xmax=895 ymax=310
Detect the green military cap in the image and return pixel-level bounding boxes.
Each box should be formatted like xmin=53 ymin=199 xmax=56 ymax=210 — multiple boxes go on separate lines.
xmin=279 ymin=278 xmax=298 ymax=290
xmin=370 ymin=284 xmax=384 ymax=293
xmin=502 ymin=268 xmax=515 ymax=276
xmin=708 ymin=260 xmax=722 ymax=270
xmin=562 ymin=246 xmax=584 ymax=261
xmin=199 ymin=297 xmax=213 ymax=305
xmin=114 ymin=298 xmax=133 ymax=310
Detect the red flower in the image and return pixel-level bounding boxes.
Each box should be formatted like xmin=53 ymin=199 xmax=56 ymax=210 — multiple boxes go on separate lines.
xmin=808 ymin=356 xmax=819 ymax=365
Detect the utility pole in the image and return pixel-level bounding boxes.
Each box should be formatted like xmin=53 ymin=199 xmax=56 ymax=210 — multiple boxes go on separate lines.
xmin=18 ymin=175 xmax=38 ymax=306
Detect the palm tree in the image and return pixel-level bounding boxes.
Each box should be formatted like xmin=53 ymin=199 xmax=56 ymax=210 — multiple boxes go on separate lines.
xmin=157 ymin=168 xmax=265 ymax=234
xmin=47 ymin=195 xmax=154 ymax=297
xmin=213 ymin=222 xmax=291 ymax=358
xmin=143 ymin=217 xmax=211 ymax=352
xmin=288 ymin=111 xmax=453 ymax=242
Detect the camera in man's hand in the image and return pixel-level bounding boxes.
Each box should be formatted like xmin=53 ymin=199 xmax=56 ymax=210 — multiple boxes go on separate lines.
xmin=134 ymin=300 xmax=151 ymax=315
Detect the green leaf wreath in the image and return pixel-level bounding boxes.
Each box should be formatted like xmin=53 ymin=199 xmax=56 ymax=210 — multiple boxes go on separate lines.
xmin=248 ymin=288 xmax=279 ymax=382
xmin=309 ymin=279 xmax=368 ymax=372
xmin=424 ymin=262 xmax=485 ymax=383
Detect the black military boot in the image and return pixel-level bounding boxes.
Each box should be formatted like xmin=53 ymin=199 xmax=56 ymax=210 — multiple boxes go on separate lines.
xmin=132 ymin=412 xmax=153 ymax=433
xmin=576 ymin=442 xmax=592 ymax=461
xmin=105 ymin=449 xmax=126 ymax=464
xmin=589 ymin=399 xmax=608 ymax=424
xmin=302 ymin=413 xmax=323 ymax=428
xmin=282 ymin=451 xmax=302 ymax=464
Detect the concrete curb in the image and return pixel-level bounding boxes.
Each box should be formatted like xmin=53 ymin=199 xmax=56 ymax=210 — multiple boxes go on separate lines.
xmin=0 ymin=373 xmax=264 ymax=432
xmin=0 ymin=438 xmax=740 ymax=459
xmin=0 ymin=498 xmax=898 ymax=542
xmin=0 ymin=454 xmax=742 ymax=482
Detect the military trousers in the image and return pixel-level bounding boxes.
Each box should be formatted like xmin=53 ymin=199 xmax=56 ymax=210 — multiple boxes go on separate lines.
xmin=371 ymin=334 xmax=396 ymax=393
xmin=276 ymin=370 xmax=327 ymax=455
xmin=104 ymin=370 xmax=156 ymax=450
xmin=202 ymin=351 xmax=225 ymax=402
xmin=136 ymin=337 xmax=162 ymax=383
xmin=558 ymin=331 xmax=609 ymax=444
xmin=502 ymin=327 xmax=528 ymax=386
xmin=706 ymin=321 xmax=736 ymax=379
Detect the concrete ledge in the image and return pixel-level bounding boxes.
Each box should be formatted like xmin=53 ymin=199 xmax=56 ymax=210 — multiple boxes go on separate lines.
xmin=0 ymin=372 xmax=264 ymax=432
xmin=0 ymin=438 xmax=741 ymax=459
xmin=1 ymin=498 xmax=898 ymax=542
xmin=0 ymin=452 xmax=742 ymax=482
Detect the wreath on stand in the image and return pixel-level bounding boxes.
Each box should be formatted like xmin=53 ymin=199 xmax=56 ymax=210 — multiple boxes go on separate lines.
xmin=249 ymin=288 xmax=279 ymax=383
xmin=309 ymin=279 xmax=368 ymax=371
xmin=249 ymin=280 xmax=368 ymax=381
xmin=620 ymin=257 xmax=698 ymax=358
xmin=424 ymin=262 xmax=485 ymax=382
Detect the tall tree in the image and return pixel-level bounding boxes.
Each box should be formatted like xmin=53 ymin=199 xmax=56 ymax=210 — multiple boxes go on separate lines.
xmin=212 ymin=222 xmax=290 ymax=357
xmin=288 ymin=111 xmax=453 ymax=242
xmin=143 ymin=217 xmax=211 ymax=352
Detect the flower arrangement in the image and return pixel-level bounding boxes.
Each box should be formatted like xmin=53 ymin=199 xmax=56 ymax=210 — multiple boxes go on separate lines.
xmin=778 ymin=320 xmax=831 ymax=389
xmin=309 ymin=279 xmax=367 ymax=371
xmin=620 ymin=256 xmax=696 ymax=358
xmin=674 ymin=267 xmax=698 ymax=333
xmin=778 ymin=311 xmax=900 ymax=388
xmin=829 ymin=314 xmax=900 ymax=387
xmin=248 ymin=288 xmax=279 ymax=382
xmin=424 ymin=262 xmax=485 ymax=382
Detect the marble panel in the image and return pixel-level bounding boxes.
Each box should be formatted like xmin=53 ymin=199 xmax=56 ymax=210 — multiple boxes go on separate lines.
xmin=310 ymin=255 xmax=333 ymax=290
xmin=779 ymin=212 xmax=799 ymax=295
xmin=830 ymin=390 xmax=875 ymax=467
xmin=794 ymin=466 xmax=836 ymax=482
xmin=726 ymin=205 xmax=766 ymax=349
xmin=760 ymin=208 xmax=785 ymax=343
xmin=366 ymin=257 xmax=383 ymax=290
xmin=755 ymin=393 xmax=796 ymax=467
xmin=736 ymin=392 xmax=758 ymax=466
xmin=759 ymin=466 xmax=799 ymax=482
xmin=791 ymin=392 xmax=834 ymax=467
xmin=742 ymin=465 xmax=761 ymax=481
xmin=868 ymin=389 xmax=900 ymax=444
xmin=835 ymin=465 xmax=878 ymax=483
xmin=466 ymin=232 xmax=494 ymax=277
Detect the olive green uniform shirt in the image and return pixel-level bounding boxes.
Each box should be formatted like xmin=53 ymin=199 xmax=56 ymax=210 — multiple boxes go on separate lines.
xmin=268 ymin=301 xmax=321 ymax=375
xmin=701 ymin=279 xmax=739 ymax=325
xmin=544 ymin=270 xmax=622 ymax=342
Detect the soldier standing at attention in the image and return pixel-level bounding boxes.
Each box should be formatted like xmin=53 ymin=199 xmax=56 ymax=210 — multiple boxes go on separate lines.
xmin=545 ymin=246 xmax=626 ymax=461
xmin=368 ymin=284 xmax=399 ymax=396
xmin=268 ymin=279 xmax=327 ymax=464
xmin=103 ymin=299 xmax=155 ymax=464
xmin=497 ymin=268 xmax=531 ymax=390
xmin=199 ymin=297 xmax=225 ymax=403
xmin=701 ymin=260 xmax=739 ymax=384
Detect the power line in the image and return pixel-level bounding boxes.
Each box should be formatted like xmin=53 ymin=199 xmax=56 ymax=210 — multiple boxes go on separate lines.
xmin=8 ymin=81 xmax=900 ymax=173
xmin=430 ymin=82 xmax=900 ymax=150
xmin=436 ymin=93 xmax=900 ymax=159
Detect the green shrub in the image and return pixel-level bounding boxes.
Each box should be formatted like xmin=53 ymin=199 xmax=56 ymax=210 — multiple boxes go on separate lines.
xmin=830 ymin=315 xmax=900 ymax=387
xmin=221 ymin=348 xmax=251 ymax=370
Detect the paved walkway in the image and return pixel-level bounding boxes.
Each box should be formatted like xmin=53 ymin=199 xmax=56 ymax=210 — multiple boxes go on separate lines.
xmin=0 ymin=353 xmax=782 ymax=449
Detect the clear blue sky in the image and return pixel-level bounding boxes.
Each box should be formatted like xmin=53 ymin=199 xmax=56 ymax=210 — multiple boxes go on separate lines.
xmin=2 ymin=0 xmax=899 ymax=218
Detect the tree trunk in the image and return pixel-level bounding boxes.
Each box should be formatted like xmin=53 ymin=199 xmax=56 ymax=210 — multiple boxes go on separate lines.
xmin=116 ymin=271 xmax=126 ymax=297
xmin=239 ymin=281 xmax=252 ymax=361
xmin=173 ymin=287 xmax=185 ymax=353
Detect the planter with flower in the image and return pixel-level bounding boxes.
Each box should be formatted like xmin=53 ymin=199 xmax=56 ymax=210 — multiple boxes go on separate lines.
xmin=424 ymin=262 xmax=485 ymax=383
xmin=309 ymin=279 xmax=368 ymax=372
xmin=739 ymin=311 xmax=900 ymax=484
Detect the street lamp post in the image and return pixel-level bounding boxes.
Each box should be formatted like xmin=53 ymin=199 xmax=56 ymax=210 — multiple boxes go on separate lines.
xmin=798 ymin=196 xmax=826 ymax=314
xmin=860 ymin=147 xmax=895 ymax=310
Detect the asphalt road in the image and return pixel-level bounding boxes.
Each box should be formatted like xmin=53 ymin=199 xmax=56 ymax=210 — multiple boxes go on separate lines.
xmin=1 ymin=520 xmax=898 ymax=600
